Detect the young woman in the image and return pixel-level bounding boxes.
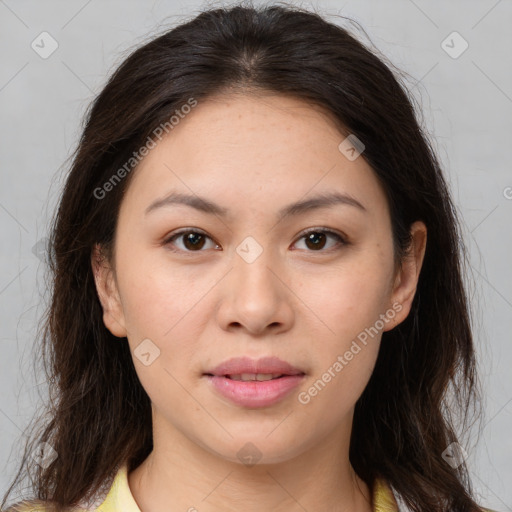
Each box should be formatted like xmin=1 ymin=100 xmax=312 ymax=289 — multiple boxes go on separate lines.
xmin=2 ymin=3 xmax=497 ymax=511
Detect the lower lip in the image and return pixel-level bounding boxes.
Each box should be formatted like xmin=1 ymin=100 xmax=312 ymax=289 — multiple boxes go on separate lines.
xmin=205 ymin=374 xmax=305 ymax=408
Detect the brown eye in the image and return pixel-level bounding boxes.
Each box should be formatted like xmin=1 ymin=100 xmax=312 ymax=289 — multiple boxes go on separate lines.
xmin=304 ymin=231 xmax=328 ymax=250
xmin=165 ymin=230 xmax=218 ymax=252
xmin=164 ymin=228 xmax=347 ymax=254
xmin=293 ymin=229 xmax=347 ymax=252
xmin=182 ymin=232 xmax=207 ymax=250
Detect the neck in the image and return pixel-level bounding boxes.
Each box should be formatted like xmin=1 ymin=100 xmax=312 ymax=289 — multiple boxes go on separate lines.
xmin=128 ymin=415 xmax=373 ymax=512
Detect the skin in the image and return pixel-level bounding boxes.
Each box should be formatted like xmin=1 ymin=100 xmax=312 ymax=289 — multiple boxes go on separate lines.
xmin=92 ymin=92 xmax=427 ymax=512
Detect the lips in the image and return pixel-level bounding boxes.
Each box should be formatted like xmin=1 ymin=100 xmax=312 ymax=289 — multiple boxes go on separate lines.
xmin=204 ymin=356 xmax=305 ymax=378
xmin=203 ymin=356 xmax=306 ymax=408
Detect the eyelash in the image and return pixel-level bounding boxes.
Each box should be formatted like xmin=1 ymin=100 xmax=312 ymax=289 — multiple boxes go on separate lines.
xmin=163 ymin=227 xmax=348 ymax=254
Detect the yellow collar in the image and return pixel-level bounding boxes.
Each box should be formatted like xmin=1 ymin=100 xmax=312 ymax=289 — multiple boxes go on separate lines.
xmin=372 ymin=476 xmax=400 ymax=511
xmin=97 ymin=464 xmax=399 ymax=511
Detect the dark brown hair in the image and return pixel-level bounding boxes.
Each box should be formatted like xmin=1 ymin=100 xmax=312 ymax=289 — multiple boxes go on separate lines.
xmin=3 ymin=2 xmax=484 ymax=511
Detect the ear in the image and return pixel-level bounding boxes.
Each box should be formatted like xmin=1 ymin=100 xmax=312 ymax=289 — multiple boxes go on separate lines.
xmin=383 ymin=221 xmax=427 ymax=331
xmin=91 ymin=243 xmax=127 ymax=338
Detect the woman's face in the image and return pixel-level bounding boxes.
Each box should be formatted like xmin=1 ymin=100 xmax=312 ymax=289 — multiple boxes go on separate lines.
xmin=93 ymin=92 xmax=425 ymax=465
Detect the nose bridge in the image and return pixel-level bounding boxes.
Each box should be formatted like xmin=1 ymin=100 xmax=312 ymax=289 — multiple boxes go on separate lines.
xmin=220 ymin=232 xmax=291 ymax=332
xmin=212 ymin=218 xmax=294 ymax=336
xmin=233 ymin=233 xmax=280 ymax=300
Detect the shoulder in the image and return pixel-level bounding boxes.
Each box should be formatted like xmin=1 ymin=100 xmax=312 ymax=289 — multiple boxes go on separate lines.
xmin=3 ymin=494 xmax=108 ymax=511
xmin=374 ymin=476 xmax=500 ymax=512
xmin=3 ymin=500 xmax=53 ymax=512
xmin=3 ymin=498 xmax=103 ymax=511
xmin=3 ymin=464 xmax=127 ymax=512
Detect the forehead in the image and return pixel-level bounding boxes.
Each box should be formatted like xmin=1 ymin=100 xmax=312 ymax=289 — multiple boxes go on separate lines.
xmin=120 ymin=92 xmax=388 ymax=220
xmin=176 ymin=91 xmax=347 ymax=150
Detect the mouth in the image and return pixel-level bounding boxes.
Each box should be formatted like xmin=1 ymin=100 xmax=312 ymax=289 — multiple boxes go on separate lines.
xmin=203 ymin=357 xmax=306 ymax=408
xmin=204 ymin=355 xmax=305 ymax=378
xmin=203 ymin=373 xmax=305 ymax=408
xmin=204 ymin=372 xmax=300 ymax=381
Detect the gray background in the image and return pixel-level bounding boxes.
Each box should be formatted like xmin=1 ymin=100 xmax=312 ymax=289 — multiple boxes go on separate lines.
xmin=1 ymin=0 xmax=511 ymax=510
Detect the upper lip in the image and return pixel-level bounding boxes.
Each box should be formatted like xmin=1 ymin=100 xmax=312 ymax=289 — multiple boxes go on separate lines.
xmin=205 ymin=356 xmax=305 ymax=376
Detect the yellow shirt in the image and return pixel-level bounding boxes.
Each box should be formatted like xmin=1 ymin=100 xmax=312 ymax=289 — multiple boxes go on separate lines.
xmin=6 ymin=464 xmax=496 ymax=512
xmin=98 ymin=466 xmax=400 ymax=511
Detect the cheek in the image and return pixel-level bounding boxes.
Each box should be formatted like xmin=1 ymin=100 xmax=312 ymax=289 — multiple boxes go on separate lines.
xmin=297 ymin=247 xmax=392 ymax=401
xmin=115 ymin=241 xmax=211 ymax=338
xmin=296 ymin=268 xmax=386 ymax=418
xmin=116 ymin=263 xmax=204 ymax=404
xmin=302 ymin=251 xmax=394 ymax=344
xmin=111 ymin=270 xmax=203 ymax=405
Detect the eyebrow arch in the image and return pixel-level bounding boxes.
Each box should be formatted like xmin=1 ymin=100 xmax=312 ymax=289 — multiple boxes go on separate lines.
xmin=144 ymin=190 xmax=367 ymax=220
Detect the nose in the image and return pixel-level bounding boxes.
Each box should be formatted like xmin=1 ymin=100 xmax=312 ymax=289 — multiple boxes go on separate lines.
xmin=215 ymin=247 xmax=294 ymax=336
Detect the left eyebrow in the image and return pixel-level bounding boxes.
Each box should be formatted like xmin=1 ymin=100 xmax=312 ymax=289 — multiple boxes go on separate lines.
xmin=144 ymin=190 xmax=367 ymax=220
